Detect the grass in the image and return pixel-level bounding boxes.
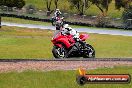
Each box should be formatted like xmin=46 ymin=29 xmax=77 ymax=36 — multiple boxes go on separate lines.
xmin=0 ymin=26 xmax=53 ymax=59
xmin=2 ymin=17 xmax=51 ymax=26
xmin=0 ymin=26 xmax=132 ymax=59
xmin=0 ymin=66 xmax=132 ymax=88
xmin=89 ymin=33 xmax=132 ymax=58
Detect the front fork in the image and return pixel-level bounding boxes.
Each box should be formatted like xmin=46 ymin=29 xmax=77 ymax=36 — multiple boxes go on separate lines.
xmin=65 ymin=41 xmax=88 ymax=58
xmin=65 ymin=42 xmax=82 ymax=58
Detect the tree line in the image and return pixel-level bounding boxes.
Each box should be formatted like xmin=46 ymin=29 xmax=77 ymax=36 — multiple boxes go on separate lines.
xmin=0 ymin=0 xmax=25 ymax=9
xmin=45 ymin=0 xmax=131 ymax=16
xmin=0 ymin=0 xmax=131 ymax=16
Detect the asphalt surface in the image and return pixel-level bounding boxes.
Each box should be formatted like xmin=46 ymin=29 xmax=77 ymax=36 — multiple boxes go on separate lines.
xmin=0 ymin=58 xmax=132 ymax=62
xmin=2 ymin=22 xmax=132 ymax=36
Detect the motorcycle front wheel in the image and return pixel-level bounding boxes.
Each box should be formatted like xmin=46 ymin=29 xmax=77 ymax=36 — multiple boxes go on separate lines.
xmin=83 ymin=44 xmax=95 ymax=58
xmin=52 ymin=46 xmax=66 ymax=59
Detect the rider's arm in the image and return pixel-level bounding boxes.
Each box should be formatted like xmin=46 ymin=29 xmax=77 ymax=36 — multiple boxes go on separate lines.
xmin=70 ymin=29 xmax=80 ymax=39
xmin=54 ymin=11 xmax=57 ymax=17
xmin=61 ymin=28 xmax=70 ymax=35
xmin=59 ymin=11 xmax=62 ymax=15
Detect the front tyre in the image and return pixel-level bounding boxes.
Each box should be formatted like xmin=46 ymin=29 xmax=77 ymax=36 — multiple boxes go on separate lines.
xmin=52 ymin=46 xmax=66 ymax=59
xmin=83 ymin=44 xmax=95 ymax=58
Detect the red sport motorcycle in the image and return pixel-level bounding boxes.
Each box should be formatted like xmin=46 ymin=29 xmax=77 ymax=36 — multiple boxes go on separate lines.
xmin=51 ymin=30 xmax=95 ymax=58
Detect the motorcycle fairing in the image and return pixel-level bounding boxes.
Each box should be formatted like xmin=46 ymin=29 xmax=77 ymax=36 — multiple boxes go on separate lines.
xmin=79 ymin=34 xmax=89 ymax=41
xmin=55 ymin=38 xmax=71 ymax=48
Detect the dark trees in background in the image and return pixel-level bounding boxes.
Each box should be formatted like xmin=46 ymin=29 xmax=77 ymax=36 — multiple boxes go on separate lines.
xmin=54 ymin=0 xmax=59 ymax=9
xmin=0 ymin=0 xmax=25 ymax=28
xmin=0 ymin=0 xmax=4 ymax=6
xmin=69 ymin=0 xmax=92 ymax=15
xmin=122 ymin=6 xmax=132 ymax=20
xmin=45 ymin=0 xmax=53 ymax=11
xmin=16 ymin=0 xmax=25 ymax=9
xmin=90 ymin=0 xmax=112 ymax=16
xmin=26 ymin=5 xmax=36 ymax=14
xmin=44 ymin=0 xmax=53 ymax=16
xmin=0 ymin=15 xmax=1 ymax=28
xmin=115 ymin=0 xmax=132 ymax=27
xmin=0 ymin=0 xmax=25 ymax=9
xmin=115 ymin=0 xmax=132 ymax=10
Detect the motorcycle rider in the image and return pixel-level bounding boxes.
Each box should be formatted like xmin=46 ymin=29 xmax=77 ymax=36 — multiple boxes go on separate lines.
xmin=53 ymin=20 xmax=64 ymax=37
xmin=52 ymin=9 xmax=64 ymax=37
xmin=61 ymin=24 xmax=80 ymax=41
xmin=54 ymin=9 xmax=62 ymax=17
xmin=52 ymin=9 xmax=63 ymax=25
xmin=61 ymin=24 xmax=86 ymax=56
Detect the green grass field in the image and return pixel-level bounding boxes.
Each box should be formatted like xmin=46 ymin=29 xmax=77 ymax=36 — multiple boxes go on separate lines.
xmin=0 ymin=26 xmax=132 ymax=59
xmin=0 ymin=26 xmax=53 ymax=59
xmin=2 ymin=17 xmax=51 ymax=26
xmin=0 ymin=66 xmax=131 ymax=88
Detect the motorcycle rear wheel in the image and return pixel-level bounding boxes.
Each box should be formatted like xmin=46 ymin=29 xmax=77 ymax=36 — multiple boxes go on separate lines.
xmin=52 ymin=46 xmax=66 ymax=59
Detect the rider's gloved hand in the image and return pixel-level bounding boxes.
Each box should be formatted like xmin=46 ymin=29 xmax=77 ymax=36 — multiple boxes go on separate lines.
xmin=74 ymin=37 xmax=80 ymax=42
xmin=76 ymin=38 xmax=80 ymax=41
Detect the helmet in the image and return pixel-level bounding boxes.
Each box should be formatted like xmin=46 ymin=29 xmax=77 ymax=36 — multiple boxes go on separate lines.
xmin=56 ymin=9 xmax=59 ymax=11
xmin=65 ymin=27 xmax=72 ymax=31
xmin=63 ymin=24 xmax=72 ymax=31
xmin=63 ymin=24 xmax=69 ymax=28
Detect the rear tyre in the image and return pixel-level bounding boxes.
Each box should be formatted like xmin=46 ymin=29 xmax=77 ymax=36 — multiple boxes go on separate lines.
xmin=83 ymin=44 xmax=95 ymax=58
xmin=52 ymin=46 xmax=66 ymax=59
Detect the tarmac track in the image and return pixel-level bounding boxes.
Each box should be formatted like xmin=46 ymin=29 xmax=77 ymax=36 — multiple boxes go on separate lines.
xmin=0 ymin=58 xmax=132 ymax=62
xmin=2 ymin=22 xmax=132 ymax=36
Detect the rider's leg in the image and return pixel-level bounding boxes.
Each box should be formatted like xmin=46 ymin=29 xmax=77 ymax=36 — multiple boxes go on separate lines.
xmin=74 ymin=38 xmax=85 ymax=46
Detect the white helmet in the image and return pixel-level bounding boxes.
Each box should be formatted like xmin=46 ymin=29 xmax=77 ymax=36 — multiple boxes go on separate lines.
xmin=65 ymin=27 xmax=72 ymax=31
xmin=63 ymin=24 xmax=69 ymax=28
xmin=56 ymin=9 xmax=59 ymax=11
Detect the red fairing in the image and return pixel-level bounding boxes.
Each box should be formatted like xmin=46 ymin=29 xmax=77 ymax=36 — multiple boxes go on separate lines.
xmin=52 ymin=32 xmax=89 ymax=49
xmin=52 ymin=33 xmax=75 ymax=48
xmin=54 ymin=44 xmax=62 ymax=48
xmin=55 ymin=36 xmax=71 ymax=48
xmin=79 ymin=34 xmax=89 ymax=41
